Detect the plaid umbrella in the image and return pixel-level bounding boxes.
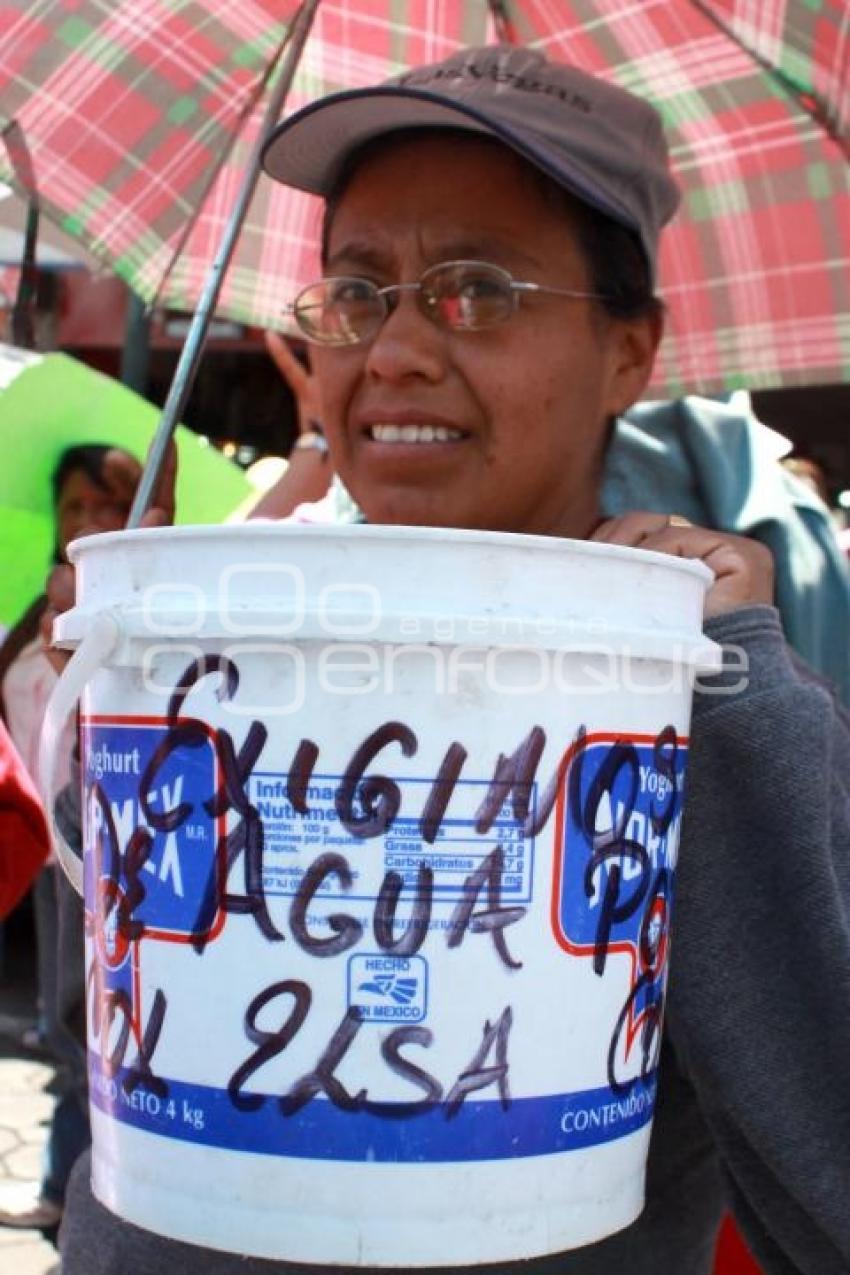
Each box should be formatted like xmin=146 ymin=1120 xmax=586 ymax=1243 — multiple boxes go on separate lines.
xmin=0 ymin=0 xmax=848 ymax=396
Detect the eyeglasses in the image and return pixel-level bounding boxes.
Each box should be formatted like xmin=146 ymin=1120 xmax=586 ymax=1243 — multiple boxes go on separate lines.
xmin=290 ymin=259 xmax=607 ymax=347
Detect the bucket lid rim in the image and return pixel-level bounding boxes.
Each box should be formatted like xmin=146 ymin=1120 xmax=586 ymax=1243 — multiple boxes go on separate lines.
xmin=66 ymin=522 xmax=715 ymax=584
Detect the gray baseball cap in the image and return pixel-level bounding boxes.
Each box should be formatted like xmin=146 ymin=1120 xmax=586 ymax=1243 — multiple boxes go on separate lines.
xmin=262 ymin=44 xmax=680 ymax=283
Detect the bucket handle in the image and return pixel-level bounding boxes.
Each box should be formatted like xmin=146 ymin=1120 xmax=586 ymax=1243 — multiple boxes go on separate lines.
xmin=38 ymin=611 xmax=121 ymax=897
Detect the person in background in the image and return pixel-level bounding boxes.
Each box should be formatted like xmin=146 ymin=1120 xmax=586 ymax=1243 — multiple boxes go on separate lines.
xmin=0 ymin=445 xmax=137 ymax=792
xmin=781 ymin=455 xmax=831 ymax=507
xmin=0 ymin=444 xmax=140 ymax=1235
xmin=781 ymin=453 xmax=850 ymax=569
xmin=53 ymin=44 xmax=849 ymax=1275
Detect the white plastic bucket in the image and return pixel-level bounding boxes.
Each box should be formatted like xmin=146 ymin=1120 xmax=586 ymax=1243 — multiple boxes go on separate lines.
xmin=42 ymin=523 xmax=720 ymax=1266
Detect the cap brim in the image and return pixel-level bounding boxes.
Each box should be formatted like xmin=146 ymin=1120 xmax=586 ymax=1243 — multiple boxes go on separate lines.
xmin=261 ymin=86 xmax=632 ymax=235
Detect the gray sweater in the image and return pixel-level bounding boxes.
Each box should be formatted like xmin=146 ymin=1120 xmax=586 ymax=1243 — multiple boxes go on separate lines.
xmin=58 ymin=606 xmax=850 ymax=1274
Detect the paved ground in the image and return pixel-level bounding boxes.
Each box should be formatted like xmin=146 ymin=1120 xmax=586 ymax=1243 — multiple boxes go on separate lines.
xmin=0 ymin=909 xmax=62 ymax=1274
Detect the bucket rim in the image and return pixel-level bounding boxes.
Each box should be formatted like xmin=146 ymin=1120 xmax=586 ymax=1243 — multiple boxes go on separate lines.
xmin=66 ymin=522 xmax=715 ymax=584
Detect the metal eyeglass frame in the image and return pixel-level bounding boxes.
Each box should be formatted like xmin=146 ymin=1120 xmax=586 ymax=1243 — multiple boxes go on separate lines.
xmin=288 ymin=259 xmax=608 ymax=346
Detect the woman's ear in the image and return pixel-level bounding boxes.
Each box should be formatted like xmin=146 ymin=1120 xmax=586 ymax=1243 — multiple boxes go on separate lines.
xmin=603 ymin=308 xmax=664 ymax=418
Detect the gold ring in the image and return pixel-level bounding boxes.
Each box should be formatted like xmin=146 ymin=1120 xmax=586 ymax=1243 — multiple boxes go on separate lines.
xmin=666 ymin=514 xmax=691 ymax=529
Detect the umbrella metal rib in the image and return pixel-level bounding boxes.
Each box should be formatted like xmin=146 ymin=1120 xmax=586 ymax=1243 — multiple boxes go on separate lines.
xmin=127 ymin=0 xmax=322 ymax=526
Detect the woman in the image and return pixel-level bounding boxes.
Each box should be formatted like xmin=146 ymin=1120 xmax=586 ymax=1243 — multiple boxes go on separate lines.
xmin=58 ymin=47 xmax=848 ymax=1275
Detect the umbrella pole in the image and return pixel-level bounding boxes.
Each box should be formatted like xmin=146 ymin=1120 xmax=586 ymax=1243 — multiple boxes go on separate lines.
xmin=486 ymin=1 xmax=518 ymax=43
xmin=127 ymin=0 xmax=322 ymax=527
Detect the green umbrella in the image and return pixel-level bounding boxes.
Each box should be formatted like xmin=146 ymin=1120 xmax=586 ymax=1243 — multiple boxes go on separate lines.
xmin=0 ymin=343 xmax=252 ymax=626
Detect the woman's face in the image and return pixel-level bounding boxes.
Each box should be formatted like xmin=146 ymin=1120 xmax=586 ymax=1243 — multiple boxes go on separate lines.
xmin=312 ymin=135 xmax=659 ymax=538
xmin=56 ymin=468 xmax=130 ymax=556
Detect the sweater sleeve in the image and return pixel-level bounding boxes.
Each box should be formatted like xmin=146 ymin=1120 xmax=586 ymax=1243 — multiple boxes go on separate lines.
xmin=665 ymin=605 xmax=850 ymax=1274
xmin=0 ymin=719 xmax=49 ymax=918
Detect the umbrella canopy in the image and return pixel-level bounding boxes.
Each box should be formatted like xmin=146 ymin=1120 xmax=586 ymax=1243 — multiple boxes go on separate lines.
xmin=0 ymin=0 xmax=848 ymax=395
xmin=0 ymin=343 xmax=251 ymax=626
xmin=0 ymin=183 xmax=97 ymax=270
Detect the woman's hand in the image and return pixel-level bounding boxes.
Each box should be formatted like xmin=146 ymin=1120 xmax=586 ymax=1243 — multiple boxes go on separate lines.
xmin=245 ymin=333 xmax=333 ymax=519
xmin=265 ymin=330 xmax=323 ymax=438
xmin=591 ymin=512 xmax=774 ymax=619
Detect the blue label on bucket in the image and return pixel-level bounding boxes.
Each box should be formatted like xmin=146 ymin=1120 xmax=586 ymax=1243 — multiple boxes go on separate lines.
xmin=555 ymin=734 xmax=686 ymax=951
xmin=81 ymin=718 xmax=226 ymax=1069
xmin=88 ymin=1051 xmax=656 ymax=1162
xmin=552 ymin=733 xmax=687 ymax=1084
xmin=81 ymin=719 xmax=223 ymax=941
